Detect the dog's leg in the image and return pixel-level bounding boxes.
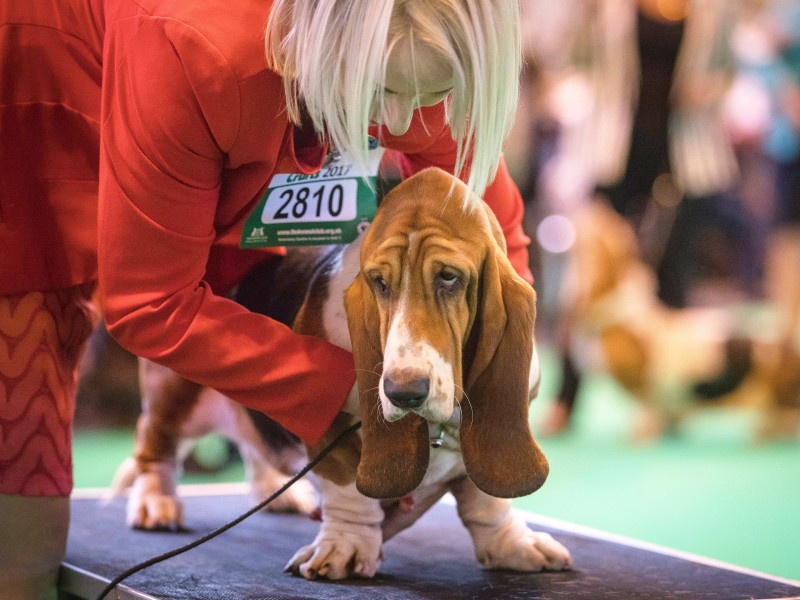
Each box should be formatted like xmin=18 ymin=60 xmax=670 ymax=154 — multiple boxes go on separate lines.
xmin=123 ymin=358 xmax=202 ymax=529
xmin=201 ymin=389 xmax=317 ymax=514
xmin=285 ymin=478 xmax=384 ymax=580
xmin=631 ymin=386 xmax=678 ymax=443
xmin=118 ymin=360 xmax=317 ymax=528
xmin=450 ymin=476 xmax=572 ymax=572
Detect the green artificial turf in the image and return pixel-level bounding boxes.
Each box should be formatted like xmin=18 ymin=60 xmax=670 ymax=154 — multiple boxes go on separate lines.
xmin=519 ymin=349 xmax=800 ymax=582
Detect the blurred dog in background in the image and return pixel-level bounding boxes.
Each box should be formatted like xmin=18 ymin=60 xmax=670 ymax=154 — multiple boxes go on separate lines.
xmin=554 ymin=200 xmax=800 ymax=442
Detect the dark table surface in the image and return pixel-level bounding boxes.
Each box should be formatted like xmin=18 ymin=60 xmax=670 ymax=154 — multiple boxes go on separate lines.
xmin=62 ymin=485 xmax=800 ymax=600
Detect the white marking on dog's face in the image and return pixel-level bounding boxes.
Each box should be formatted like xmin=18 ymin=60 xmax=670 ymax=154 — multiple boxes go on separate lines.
xmin=380 ymin=292 xmax=456 ymax=424
xmin=362 ymin=224 xmax=474 ymax=427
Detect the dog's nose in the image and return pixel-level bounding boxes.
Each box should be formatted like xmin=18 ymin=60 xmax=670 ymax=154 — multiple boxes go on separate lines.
xmin=383 ymin=376 xmax=429 ymax=409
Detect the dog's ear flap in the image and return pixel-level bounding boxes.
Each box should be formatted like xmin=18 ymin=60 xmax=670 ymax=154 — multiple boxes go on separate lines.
xmin=344 ymin=275 xmax=429 ymax=499
xmin=461 ymin=245 xmax=549 ymax=498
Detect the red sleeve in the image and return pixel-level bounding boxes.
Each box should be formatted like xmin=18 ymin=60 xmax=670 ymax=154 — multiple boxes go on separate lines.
xmin=98 ymin=16 xmax=353 ymax=445
xmin=378 ymin=106 xmax=533 ymax=283
xmin=479 ymin=158 xmax=533 ymax=284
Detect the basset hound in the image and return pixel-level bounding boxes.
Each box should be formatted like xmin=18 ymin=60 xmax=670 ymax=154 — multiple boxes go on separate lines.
xmin=112 ymin=167 xmax=572 ymax=579
xmin=556 ymin=200 xmax=800 ymax=441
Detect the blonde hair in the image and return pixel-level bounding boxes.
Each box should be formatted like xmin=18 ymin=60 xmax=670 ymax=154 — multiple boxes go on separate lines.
xmin=266 ymin=0 xmax=521 ymax=207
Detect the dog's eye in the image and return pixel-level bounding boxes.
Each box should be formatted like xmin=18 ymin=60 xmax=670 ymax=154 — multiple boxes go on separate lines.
xmin=437 ymin=272 xmax=461 ymax=294
xmin=372 ymin=275 xmax=390 ymax=297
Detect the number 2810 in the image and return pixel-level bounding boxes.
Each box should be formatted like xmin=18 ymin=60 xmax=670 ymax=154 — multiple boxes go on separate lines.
xmin=271 ymin=184 xmax=345 ymax=220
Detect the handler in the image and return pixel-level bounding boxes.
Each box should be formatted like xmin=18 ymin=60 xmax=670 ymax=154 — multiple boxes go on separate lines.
xmin=0 ymin=0 xmax=530 ymax=597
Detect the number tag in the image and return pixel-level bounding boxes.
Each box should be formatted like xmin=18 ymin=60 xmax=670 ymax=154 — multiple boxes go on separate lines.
xmin=241 ymin=146 xmax=384 ymax=247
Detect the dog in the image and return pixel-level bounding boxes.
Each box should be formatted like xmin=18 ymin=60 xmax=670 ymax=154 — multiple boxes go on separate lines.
xmin=112 ymin=167 xmax=573 ymax=579
xmin=555 ymin=200 xmax=800 ymax=441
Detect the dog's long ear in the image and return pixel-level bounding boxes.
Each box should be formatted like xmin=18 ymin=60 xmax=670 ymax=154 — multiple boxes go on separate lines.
xmin=461 ymin=240 xmax=549 ymax=498
xmin=344 ymin=275 xmax=429 ymax=499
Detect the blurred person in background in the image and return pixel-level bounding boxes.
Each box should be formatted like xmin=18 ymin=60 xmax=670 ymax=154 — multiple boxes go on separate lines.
xmin=733 ymin=0 xmax=800 ymax=231
xmin=757 ymin=0 xmax=800 ymax=344
xmin=531 ymin=0 xmax=749 ymax=435
xmin=502 ymin=2 xmax=579 ymax=300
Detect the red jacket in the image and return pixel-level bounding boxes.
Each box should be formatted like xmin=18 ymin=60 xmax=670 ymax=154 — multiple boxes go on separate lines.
xmin=2 ymin=0 xmax=531 ymax=445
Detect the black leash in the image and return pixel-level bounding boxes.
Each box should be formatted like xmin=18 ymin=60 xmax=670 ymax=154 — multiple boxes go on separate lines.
xmin=95 ymin=420 xmax=362 ymax=600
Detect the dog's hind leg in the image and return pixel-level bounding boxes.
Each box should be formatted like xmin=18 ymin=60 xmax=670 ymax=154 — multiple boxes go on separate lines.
xmin=121 ymin=358 xmax=204 ymax=530
xmin=203 ymin=390 xmax=318 ymax=515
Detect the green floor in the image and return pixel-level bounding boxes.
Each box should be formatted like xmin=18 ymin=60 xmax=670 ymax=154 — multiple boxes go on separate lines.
xmin=520 ymin=352 xmax=800 ymax=582
xmin=73 ymin=348 xmax=800 ymax=582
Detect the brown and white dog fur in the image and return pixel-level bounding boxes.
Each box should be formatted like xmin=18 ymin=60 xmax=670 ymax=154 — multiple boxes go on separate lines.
xmin=112 ymin=167 xmax=572 ymax=579
xmin=557 ymin=200 xmax=800 ymax=441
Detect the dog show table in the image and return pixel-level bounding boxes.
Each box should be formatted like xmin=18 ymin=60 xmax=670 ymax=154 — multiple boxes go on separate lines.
xmin=60 ymin=484 xmax=800 ymax=600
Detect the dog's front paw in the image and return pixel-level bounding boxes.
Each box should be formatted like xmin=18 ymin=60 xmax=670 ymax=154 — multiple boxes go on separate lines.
xmin=284 ymin=527 xmax=382 ymax=580
xmin=126 ymin=467 xmax=183 ymax=530
xmin=250 ymin=472 xmax=318 ymax=515
xmin=478 ymin=527 xmax=573 ymax=572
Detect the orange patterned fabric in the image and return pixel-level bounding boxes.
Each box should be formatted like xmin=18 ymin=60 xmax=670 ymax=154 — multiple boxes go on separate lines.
xmin=0 ymin=284 xmax=97 ymax=496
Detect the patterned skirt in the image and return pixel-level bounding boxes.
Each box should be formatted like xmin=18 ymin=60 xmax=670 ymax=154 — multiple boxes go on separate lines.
xmin=0 ymin=283 xmax=97 ymax=496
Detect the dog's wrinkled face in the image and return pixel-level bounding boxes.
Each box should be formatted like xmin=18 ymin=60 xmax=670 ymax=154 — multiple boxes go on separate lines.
xmin=347 ymin=167 xmax=548 ymax=500
xmin=363 ymin=224 xmax=480 ymax=424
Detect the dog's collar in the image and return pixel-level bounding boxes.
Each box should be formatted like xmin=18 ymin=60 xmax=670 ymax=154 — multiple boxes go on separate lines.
xmin=430 ymin=427 xmax=446 ymax=448
xmin=427 ymin=406 xmax=462 ymax=448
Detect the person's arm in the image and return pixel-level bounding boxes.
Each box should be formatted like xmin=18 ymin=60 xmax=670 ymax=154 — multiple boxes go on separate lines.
xmin=98 ymin=16 xmax=353 ymax=445
xmin=378 ymin=104 xmax=533 ymax=283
